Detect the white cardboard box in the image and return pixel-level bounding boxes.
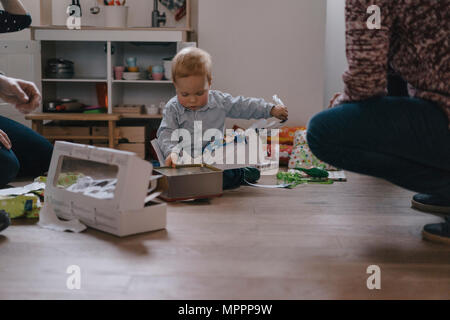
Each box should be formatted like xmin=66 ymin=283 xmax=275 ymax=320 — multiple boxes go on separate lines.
xmin=45 ymin=141 xmax=166 ymax=237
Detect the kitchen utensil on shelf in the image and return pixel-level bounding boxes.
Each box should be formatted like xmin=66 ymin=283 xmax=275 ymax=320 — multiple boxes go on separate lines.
xmin=152 ymin=0 xmax=166 ymax=27
xmin=163 ymin=57 xmax=173 ymax=80
xmin=96 ymin=83 xmax=108 ymax=108
xmin=46 ymin=99 xmax=77 ymax=112
xmin=84 ymin=105 xmax=107 ymax=114
xmin=45 ymin=59 xmax=74 ymax=79
xmin=146 ymin=104 xmax=159 ymax=115
xmin=127 ymin=66 xmax=139 ymax=72
xmin=105 ymin=0 xmax=126 ymax=5
xmin=152 ymin=73 xmax=164 ymax=81
xmin=57 ymin=102 xmax=84 ymax=112
xmin=114 ymin=66 xmax=125 ymax=80
xmin=104 ymin=4 xmax=128 ymax=28
xmin=90 ymin=0 xmax=100 ymax=14
xmin=46 ymin=99 xmax=84 ymax=113
xmin=152 ymin=65 xmax=164 ymax=80
xmin=122 ymin=72 xmax=141 ymax=80
xmin=126 ymin=57 xmax=137 ymax=67
xmin=152 ymin=65 xmax=164 ymax=73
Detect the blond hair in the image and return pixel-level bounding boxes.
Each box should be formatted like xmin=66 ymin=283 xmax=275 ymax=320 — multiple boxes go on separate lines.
xmin=172 ymin=47 xmax=212 ymax=83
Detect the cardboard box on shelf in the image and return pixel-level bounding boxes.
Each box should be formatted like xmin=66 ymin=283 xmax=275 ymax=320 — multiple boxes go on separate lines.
xmin=113 ymin=105 xmax=144 ymax=115
xmin=45 ymin=141 xmax=166 ymax=237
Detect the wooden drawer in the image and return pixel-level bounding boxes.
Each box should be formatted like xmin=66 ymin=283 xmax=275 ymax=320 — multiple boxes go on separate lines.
xmin=94 ymin=143 xmax=146 ymax=159
xmin=92 ymin=126 xmax=145 ymax=143
xmin=117 ymin=143 xmax=145 ymax=159
xmin=43 ymin=126 xmax=90 ymax=137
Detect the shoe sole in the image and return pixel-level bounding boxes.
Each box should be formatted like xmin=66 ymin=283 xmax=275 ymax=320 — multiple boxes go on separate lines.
xmin=411 ymin=199 xmax=450 ymax=215
xmin=422 ymin=230 xmax=450 ymax=245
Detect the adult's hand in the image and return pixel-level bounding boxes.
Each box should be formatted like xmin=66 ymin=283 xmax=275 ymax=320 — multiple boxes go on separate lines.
xmin=0 ymin=129 xmax=12 ymax=150
xmin=0 ymin=75 xmax=41 ymax=114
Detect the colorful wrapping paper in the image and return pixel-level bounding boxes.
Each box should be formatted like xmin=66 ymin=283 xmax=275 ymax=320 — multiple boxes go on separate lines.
xmin=288 ymin=129 xmax=336 ymax=170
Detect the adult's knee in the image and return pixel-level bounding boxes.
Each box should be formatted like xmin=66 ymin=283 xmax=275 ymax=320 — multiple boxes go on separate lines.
xmin=0 ymin=149 xmax=20 ymax=186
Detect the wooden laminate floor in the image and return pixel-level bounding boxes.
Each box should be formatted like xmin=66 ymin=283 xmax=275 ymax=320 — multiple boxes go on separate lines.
xmin=0 ymin=172 xmax=449 ymax=299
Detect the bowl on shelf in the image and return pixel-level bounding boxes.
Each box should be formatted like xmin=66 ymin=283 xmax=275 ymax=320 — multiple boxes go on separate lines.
xmin=122 ymin=72 xmax=142 ymax=81
xmin=146 ymin=104 xmax=160 ymax=115
xmin=152 ymin=65 xmax=164 ymax=73
xmin=152 ymin=73 xmax=164 ymax=81
xmin=127 ymin=66 xmax=139 ymax=72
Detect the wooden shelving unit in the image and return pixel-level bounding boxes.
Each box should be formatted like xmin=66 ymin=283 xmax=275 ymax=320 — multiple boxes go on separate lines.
xmin=42 ymin=78 xmax=108 ymax=83
xmin=28 ymin=1 xmax=195 ymax=160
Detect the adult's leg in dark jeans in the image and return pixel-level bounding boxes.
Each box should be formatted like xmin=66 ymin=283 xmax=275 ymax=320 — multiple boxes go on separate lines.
xmin=0 ymin=145 xmax=20 ymax=232
xmin=306 ymin=97 xmax=450 ymax=200
xmin=0 ymin=116 xmax=53 ymax=183
xmin=0 ymin=147 xmax=20 ymax=187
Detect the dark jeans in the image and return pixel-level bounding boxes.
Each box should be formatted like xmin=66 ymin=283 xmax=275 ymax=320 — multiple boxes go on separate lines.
xmin=307 ymin=96 xmax=450 ymax=200
xmin=0 ymin=116 xmax=53 ymax=187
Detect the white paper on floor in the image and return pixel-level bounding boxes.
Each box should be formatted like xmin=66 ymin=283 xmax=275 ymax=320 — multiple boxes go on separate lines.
xmin=0 ymin=182 xmax=46 ymax=196
xmin=38 ymin=201 xmax=86 ymax=233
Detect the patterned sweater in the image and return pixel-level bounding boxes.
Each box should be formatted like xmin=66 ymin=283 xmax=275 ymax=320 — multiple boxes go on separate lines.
xmin=335 ymin=0 xmax=450 ymax=128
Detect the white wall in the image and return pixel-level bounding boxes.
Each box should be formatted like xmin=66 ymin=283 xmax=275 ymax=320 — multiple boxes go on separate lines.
xmin=324 ymin=0 xmax=347 ymax=103
xmin=198 ymin=0 xmax=327 ymax=128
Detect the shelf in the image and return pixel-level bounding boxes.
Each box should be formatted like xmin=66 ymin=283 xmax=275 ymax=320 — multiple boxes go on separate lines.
xmin=119 ymin=114 xmax=163 ymax=119
xmin=42 ymin=78 xmax=108 ymax=83
xmin=25 ymin=113 xmax=121 ymax=121
xmin=112 ymin=80 xmax=173 ymax=84
xmin=32 ymin=27 xmax=188 ymax=42
xmin=32 ymin=26 xmax=192 ymax=32
xmin=44 ymin=135 xmax=110 ymax=140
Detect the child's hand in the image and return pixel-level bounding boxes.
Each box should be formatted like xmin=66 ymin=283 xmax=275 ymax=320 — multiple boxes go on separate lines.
xmin=165 ymin=152 xmax=179 ymax=168
xmin=270 ymin=105 xmax=288 ymax=121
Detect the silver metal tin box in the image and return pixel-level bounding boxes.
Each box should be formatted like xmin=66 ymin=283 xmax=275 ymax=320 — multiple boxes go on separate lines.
xmin=154 ymin=165 xmax=223 ymax=202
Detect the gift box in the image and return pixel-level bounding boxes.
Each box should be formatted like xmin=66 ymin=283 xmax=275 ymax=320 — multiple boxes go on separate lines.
xmin=44 ymin=141 xmax=166 ymax=237
xmin=268 ymin=126 xmax=306 ymax=145
xmin=288 ymin=129 xmax=336 ymax=170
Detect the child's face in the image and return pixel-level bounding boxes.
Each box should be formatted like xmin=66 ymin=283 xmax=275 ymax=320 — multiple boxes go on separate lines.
xmin=175 ymin=75 xmax=211 ymax=111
